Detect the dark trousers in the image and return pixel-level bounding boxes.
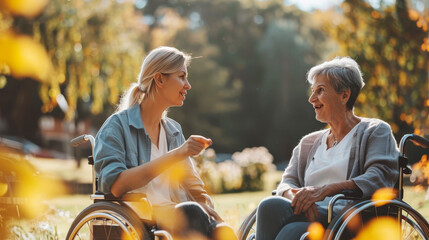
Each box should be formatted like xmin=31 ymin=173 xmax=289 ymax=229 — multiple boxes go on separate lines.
xmin=255 ymin=196 xmax=328 ymax=240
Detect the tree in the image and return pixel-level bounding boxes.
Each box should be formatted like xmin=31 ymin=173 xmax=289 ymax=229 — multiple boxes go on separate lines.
xmin=140 ymin=0 xmax=330 ymax=162
xmin=142 ymin=7 xmax=241 ymax=147
xmin=257 ymin=20 xmax=324 ymax=162
xmin=0 ymin=0 xmax=147 ymax=141
xmin=328 ymin=0 xmax=429 ymax=139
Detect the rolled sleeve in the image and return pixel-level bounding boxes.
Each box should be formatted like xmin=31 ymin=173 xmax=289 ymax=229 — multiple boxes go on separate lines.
xmin=276 ymin=144 xmax=302 ymax=196
xmin=94 ymin=117 xmax=128 ymax=193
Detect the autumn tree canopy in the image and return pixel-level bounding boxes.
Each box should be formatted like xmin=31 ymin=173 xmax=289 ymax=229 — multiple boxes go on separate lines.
xmin=0 ymin=0 xmax=427 ymax=162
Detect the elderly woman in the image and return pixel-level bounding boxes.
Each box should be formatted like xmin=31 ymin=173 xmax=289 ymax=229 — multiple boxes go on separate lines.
xmin=255 ymin=57 xmax=399 ymax=240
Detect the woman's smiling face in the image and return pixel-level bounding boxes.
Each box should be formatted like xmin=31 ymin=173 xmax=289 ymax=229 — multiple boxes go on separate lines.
xmin=161 ymin=64 xmax=191 ymax=107
xmin=308 ymin=75 xmax=345 ymax=123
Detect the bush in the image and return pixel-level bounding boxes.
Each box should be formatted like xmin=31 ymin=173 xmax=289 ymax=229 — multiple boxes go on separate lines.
xmin=194 ymin=147 xmax=275 ymax=193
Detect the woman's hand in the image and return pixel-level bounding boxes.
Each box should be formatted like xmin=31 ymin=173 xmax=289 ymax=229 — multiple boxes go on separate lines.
xmin=290 ymin=186 xmax=327 ymax=215
xmin=177 ymin=135 xmax=212 ymax=159
xmin=304 ymin=203 xmax=320 ymax=222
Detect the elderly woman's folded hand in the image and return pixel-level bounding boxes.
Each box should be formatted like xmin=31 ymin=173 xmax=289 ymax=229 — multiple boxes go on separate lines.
xmin=291 ymin=186 xmax=327 ymax=215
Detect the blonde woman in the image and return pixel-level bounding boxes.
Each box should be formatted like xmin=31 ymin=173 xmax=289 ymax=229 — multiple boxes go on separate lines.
xmin=94 ymin=46 xmax=237 ymax=239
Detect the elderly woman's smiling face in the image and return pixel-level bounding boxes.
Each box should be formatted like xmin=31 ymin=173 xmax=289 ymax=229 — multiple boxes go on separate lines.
xmin=308 ymin=75 xmax=347 ymax=123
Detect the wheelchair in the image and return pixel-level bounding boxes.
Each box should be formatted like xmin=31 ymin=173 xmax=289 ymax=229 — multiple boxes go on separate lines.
xmin=66 ymin=134 xmax=176 ymax=240
xmin=237 ymin=134 xmax=429 ymax=240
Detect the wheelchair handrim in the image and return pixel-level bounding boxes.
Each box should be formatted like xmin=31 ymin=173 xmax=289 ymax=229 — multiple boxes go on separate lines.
xmin=332 ymin=200 xmax=429 ymax=240
xmin=67 ymin=211 xmax=140 ymax=240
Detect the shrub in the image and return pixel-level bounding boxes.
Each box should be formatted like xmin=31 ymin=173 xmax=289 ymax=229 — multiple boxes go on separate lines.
xmin=194 ymin=147 xmax=275 ymax=193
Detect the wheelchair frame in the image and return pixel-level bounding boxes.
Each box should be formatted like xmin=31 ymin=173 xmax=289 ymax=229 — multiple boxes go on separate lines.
xmin=237 ymin=133 xmax=429 ymax=240
xmin=66 ymin=134 xmax=174 ymax=240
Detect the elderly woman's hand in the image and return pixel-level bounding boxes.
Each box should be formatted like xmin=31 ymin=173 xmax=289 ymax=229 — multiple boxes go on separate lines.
xmin=304 ymin=203 xmax=320 ymax=222
xmin=290 ymin=186 xmax=327 ymax=215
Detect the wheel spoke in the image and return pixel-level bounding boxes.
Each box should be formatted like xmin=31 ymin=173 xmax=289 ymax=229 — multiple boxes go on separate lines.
xmin=404 ymin=227 xmax=416 ymax=240
xmin=326 ymin=200 xmax=429 ymax=240
xmin=66 ymin=202 xmax=146 ymax=240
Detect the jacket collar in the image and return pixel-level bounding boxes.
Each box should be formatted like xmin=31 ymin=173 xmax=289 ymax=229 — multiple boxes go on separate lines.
xmin=127 ymin=104 xmax=145 ymax=129
xmin=162 ymin=117 xmax=180 ymax=137
xmin=127 ymin=104 xmax=180 ymax=137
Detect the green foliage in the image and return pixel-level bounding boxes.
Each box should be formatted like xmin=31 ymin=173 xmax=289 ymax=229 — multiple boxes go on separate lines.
xmin=34 ymin=0 xmax=146 ymax=119
xmin=257 ymin=19 xmax=324 ymax=160
xmin=8 ymin=0 xmax=426 ymax=164
xmin=142 ymin=0 xmax=328 ymax=160
xmin=328 ymin=0 xmax=429 ymax=137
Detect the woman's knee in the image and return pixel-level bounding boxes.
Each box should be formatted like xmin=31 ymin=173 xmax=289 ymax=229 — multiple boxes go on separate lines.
xmin=257 ymin=196 xmax=294 ymax=217
xmin=175 ymin=201 xmax=210 ymax=221
xmin=174 ymin=201 xmax=211 ymax=237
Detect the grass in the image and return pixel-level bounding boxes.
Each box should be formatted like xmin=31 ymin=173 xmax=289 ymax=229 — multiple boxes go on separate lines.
xmin=21 ymin=186 xmax=427 ymax=239
xmin=5 ymin=158 xmax=429 ymax=239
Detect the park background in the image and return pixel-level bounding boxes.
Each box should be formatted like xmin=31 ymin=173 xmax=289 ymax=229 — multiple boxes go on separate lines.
xmin=0 ymin=0 xmax=428 ymax=239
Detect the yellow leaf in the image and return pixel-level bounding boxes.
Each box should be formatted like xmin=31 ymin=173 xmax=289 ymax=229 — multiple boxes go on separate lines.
xmin=0 ymin=0 xmax=49 ymax=18
xmin=408 ymin=9 xmax=420 ymax=21
xmin=0 ymin=31 xmax=52 ymax=82
xmin=371 ymin=188 xmax=397 ymax=207
xmin=307 ymin=222 xmax=324 ymax=240
xmin=355 ymin=217 xmax=400 ymax=240
xmin=0 ymin=181 xmax=8 ymax=196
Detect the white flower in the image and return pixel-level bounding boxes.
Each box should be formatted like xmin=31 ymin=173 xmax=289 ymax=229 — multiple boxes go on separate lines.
xmin=203 ymin=148 xmax=216 ymax=160
xmin=217 ymin=160 xmax=243 ymax=191
xmin=232 ymin=146 xmax=274 ymax=166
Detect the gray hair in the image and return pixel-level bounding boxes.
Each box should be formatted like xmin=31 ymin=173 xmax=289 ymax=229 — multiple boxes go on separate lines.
xmin=117 ymin=46 xmax=191 ymax=112
xmin=307 ymin=56 xmax=365 ymax=110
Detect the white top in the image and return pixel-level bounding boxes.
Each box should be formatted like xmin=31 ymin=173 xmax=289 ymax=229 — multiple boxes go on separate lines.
xmin=133 ymin=124 xmax=173 ymax=207
xmin=304 ymin=122 xmax=361 ymax=207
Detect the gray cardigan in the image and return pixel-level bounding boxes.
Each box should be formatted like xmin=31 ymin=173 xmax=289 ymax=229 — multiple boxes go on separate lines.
xmin=277 ymin=118 xmax=399 ymax=199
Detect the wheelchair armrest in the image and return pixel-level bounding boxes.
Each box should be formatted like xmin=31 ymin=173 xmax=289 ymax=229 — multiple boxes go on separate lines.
xmin=339 ymin=189 xmax=362 ymax=200
xmin=327 ymin=190 xmax=363 ymax=224
xmin=93 ymin=192 xmax=147 ymax=201
xmin=271 ymin=189 xmax=360 ymax=198
xmin=409 ymin=134 xmax=429 ymax=149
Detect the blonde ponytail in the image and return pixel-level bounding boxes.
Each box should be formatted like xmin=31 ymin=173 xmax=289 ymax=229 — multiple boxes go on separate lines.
xmin=117 ymin=83 xmax=143 ymax=112
xmin=116 ymin=46 xmax=191 ymax=112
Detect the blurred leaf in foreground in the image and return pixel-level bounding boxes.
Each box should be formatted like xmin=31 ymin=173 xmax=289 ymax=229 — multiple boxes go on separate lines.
xmin=0 ymin=149 xmax=67 ymax=237
xmin=0 ymin=0 xmax=49 ymax=18
xmin=0 ymin=30 xmax=52 ymax=82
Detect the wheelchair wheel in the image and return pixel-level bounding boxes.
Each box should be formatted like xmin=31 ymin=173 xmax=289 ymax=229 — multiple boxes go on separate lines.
xmin=325 ymin=200 xmax=429 ymax=240
xmin=66 ymin=201 xmax=150 ymax=240
xmin=237 ymin=208 xmax=257 ymax=240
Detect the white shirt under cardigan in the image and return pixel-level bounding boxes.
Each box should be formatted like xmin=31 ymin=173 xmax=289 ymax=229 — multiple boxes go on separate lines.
xmin=305 ymin=122 xmax=361 ymax=187
xmin=304 ymin=122 xmax=360 ymax=209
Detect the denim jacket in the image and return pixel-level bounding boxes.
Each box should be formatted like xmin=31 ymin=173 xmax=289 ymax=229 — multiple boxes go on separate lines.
xmin=94 ymin=104 xmax=206 ymax=203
